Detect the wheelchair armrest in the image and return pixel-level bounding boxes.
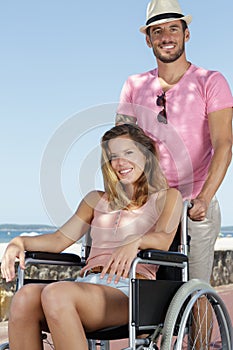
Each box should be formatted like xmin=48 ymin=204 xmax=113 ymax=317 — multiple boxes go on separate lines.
xmin=16 ymin=251 xmax=83 ymax=290
xmin=137 ymin=249 xmax=188 ymax=264
xmin=25 ymin=251 xmax=82 ymax=264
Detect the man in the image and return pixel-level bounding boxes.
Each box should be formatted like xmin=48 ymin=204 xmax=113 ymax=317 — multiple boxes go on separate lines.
xmin=116 ymin=0 xmax=233 ymax=284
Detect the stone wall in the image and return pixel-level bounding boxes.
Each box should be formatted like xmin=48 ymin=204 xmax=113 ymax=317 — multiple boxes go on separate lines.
xmin=210 ymin=250 xmax=233 ymax=287
xmin=1 ymin=251 xmax=233 ymax=321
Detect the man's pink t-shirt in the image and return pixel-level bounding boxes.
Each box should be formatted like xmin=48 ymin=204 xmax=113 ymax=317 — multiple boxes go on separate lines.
xmin=117 ymin=64 xmax=233 ymax=199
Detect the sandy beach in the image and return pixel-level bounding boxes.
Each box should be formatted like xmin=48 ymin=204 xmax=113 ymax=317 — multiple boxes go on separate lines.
xmin=214 ymin=237 xmax=233 ymax=251
xmin=1 ymin=237 xmax=233 ymax=261
xmin=0 ymin=243 xmax=8 ymax=261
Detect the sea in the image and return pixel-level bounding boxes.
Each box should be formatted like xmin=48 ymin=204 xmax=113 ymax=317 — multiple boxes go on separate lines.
xmin=0 ymin=225 xmax=82 ymax=262
xmin=0 ymin=226 xmax=233 ymax=244
xmin=0 ymin=226 xmax=56 ymax=243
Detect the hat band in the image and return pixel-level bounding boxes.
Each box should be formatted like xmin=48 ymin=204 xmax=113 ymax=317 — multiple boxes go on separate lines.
xmin=146 ymin=12 xmax=184 ymax=26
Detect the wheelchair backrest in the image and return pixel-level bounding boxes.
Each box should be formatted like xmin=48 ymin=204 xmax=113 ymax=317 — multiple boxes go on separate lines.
xmin=81 ymin=201 xmax=190 ymax=281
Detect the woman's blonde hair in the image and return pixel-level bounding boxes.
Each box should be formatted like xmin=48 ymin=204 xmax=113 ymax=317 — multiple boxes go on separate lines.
xmin=101 ymin=124 xmax=167 ymax=210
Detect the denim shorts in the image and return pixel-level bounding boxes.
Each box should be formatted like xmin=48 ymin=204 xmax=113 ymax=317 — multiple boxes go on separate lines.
xmin=75 ymin=273 xmax=129 ymax=297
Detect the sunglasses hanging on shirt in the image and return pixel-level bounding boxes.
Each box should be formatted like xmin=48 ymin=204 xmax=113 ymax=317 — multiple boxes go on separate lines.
xmin=156 ymin=92 xmax=167 ymax=124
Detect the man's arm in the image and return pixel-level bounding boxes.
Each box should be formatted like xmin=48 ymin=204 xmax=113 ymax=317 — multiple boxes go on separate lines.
xmin=115 ymin=113 xmax=137 ymax=125
xmin=189 ymin=107 xmax=232 ymax=221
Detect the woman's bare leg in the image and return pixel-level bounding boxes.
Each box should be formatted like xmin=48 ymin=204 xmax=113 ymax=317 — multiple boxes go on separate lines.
xmin=41 ymin=280 xmax=129 ymax=350
xmin=8 ymin=284 xmax=47 ymax=350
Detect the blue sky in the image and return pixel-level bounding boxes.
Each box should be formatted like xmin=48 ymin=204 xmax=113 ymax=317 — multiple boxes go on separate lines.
xmin=0 ymin=1 xmax=232 ymax=226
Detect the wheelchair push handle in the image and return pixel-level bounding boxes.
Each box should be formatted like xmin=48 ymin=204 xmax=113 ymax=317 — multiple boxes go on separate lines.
xmin=188 ymin=201 xmax=193 ymax=210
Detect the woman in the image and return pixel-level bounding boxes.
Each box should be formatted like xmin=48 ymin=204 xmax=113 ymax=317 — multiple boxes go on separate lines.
xmin=1 ymin=124 xmax=183 ymax=350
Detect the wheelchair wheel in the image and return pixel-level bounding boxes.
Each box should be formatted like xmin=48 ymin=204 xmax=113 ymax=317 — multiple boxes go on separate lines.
xmin=0 ymin=343 xmax=9 ymax=350
xmin=161 ymin=279 xmax=232 ymax=349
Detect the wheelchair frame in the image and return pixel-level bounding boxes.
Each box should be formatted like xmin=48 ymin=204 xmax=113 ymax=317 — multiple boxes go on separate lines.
xmin=0 ymin=201 xmax=232 ymax=350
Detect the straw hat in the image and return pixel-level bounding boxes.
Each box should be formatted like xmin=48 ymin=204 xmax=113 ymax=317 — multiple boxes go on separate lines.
xmin=140 ymin=0 xmax=192 ymax=34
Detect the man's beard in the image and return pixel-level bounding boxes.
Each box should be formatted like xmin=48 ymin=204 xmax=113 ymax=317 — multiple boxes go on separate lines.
xmin=153 ymin=41 xmax=185 ymax=63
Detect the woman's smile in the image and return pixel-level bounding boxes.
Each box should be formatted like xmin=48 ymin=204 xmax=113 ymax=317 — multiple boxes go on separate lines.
xmin=118 ymin=166 xmax=134 ymax=178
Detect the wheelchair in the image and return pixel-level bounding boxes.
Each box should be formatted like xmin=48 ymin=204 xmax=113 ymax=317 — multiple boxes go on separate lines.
xmin=0 ymin=201 xmax=232 ymax=349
